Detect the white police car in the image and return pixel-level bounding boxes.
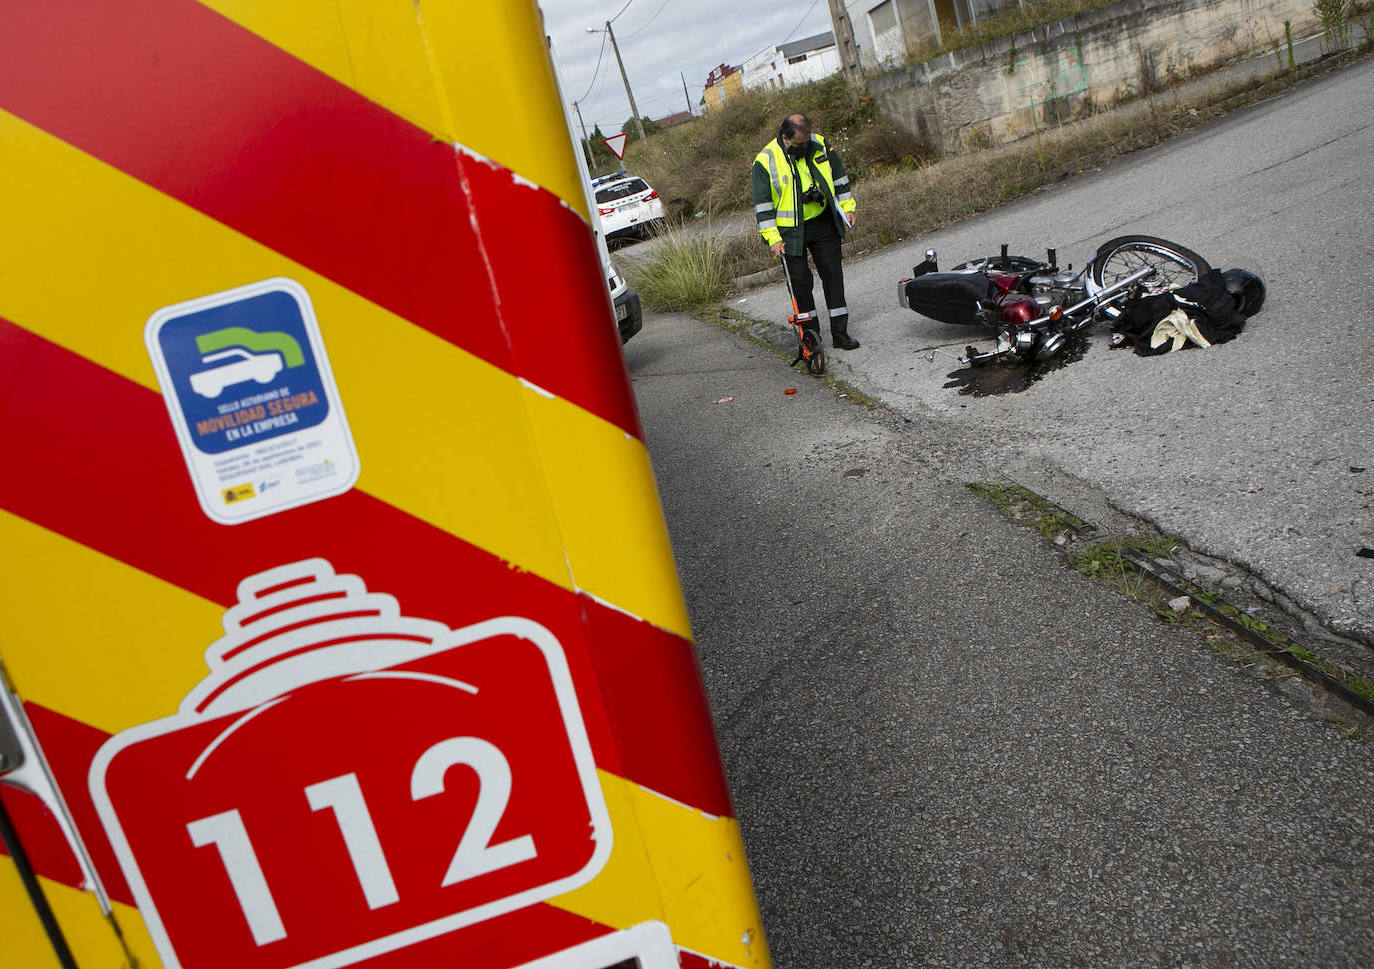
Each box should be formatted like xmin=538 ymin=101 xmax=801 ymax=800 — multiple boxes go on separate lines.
xmin=592 ymin=173 xmax=666 ymax=241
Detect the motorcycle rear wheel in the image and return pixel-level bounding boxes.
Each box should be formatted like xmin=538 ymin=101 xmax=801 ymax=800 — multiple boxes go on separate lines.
xmin=1086 ymin=235 xmax=1210 ymax=296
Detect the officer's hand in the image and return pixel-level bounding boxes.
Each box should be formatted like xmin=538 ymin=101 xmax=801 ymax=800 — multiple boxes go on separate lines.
xmin=845 ymin=211 xmax=856 ymax=228
xmin=771 ymin=241 xmax=785 ymax=257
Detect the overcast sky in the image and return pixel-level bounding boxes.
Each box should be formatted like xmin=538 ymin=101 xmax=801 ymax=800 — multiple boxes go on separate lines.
xmin=539 ymin=0 xmax=835 ymax=136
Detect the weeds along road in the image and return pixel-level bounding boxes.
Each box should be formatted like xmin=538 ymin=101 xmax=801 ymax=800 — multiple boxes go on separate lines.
xmin=621 ymin=54 xmax=1374 ymax=969
xmin=720 ymin=53 xmax=1374 ymax=650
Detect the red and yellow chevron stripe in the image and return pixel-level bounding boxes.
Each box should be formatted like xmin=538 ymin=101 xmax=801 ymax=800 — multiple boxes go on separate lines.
xmin=0 ymin=2 xmax=771 ymax=968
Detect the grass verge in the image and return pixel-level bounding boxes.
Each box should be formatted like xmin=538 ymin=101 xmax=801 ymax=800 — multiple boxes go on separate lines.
xmin=968 ymin=479 xmax=1374 ymax=737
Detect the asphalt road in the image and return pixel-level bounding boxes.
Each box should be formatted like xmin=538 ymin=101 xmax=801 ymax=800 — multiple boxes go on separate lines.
xmin=621 ymin=55 xmax=1374 ymax=969
xmin=626 ymin=309 xmax=1373 ymax=969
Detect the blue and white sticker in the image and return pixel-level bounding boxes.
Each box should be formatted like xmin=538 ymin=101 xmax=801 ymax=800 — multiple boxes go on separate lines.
xmin=146 ymin=278 xmax=360 ymax=525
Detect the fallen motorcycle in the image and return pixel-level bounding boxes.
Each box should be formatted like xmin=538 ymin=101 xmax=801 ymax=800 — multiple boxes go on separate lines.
xmin=897 ymin=235 xmax=1247 ymax=365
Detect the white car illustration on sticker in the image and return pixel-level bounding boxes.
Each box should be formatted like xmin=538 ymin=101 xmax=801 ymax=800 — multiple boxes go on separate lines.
xmin=189 ymin=348 xmax=284 ymax=398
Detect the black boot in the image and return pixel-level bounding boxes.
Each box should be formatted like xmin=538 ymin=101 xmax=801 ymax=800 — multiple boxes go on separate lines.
xmin=831 ymin=319 xmax=860 ymax=350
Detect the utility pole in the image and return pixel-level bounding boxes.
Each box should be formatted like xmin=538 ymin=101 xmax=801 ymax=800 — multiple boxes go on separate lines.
xmin=825 ymin=0 xmax=865 ymax=87
xmin=600 ymin=21 xmax=647 ymax=143
xmin=572 ymin=100 xmax=594 ymax=167
xmin=681 ymin=72 xmax=693 ymax=117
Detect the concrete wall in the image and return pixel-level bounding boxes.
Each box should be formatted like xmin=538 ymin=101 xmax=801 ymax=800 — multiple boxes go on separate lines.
xmin=870 ymin=0 xmax=1324 ymax=154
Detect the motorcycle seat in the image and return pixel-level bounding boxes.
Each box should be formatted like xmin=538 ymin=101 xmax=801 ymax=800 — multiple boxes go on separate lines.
xmin=900 ymin=271 xmax=996 ymax=325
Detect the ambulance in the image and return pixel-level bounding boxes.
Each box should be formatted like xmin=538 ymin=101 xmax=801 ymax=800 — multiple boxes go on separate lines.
xmin=0 ymin=2 xmax=766 ymax=968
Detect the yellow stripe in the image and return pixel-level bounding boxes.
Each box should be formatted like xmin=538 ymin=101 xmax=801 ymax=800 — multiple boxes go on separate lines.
xmin=0 ymin=863 xmax=159 ymax=969
xmin=199 ymin=0 xmax=589 ymax=217
xmin=558 ymin=772 xmax=770 ymax=968
xmin=0 ymin=860 xmax=65 ymax=969
xmin=524 ymin=392 xmax=688 ymax=623
xmin=0 ymin=109 xmax=689 ymax=640
xmin=0 ymin=511 xmax=221 ymax=733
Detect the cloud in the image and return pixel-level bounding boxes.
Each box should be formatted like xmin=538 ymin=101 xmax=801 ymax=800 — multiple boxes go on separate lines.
xmin=540 ymin=0 xmax=832 ymax=131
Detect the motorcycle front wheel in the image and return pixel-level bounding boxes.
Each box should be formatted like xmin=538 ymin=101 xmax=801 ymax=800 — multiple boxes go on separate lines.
xmin=1085 ymin=235 xmax=1210 ymax=296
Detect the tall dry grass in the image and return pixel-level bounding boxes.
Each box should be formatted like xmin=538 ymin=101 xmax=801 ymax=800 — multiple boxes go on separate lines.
xmin=622 ymin=74 xmax=929 ymax=219
xmin=625 ymin=226 xmax=730 ymax=312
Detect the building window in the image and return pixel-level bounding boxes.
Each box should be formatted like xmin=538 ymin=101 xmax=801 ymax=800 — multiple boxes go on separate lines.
xmin=869 ymin=0 xmax=897 ymax=35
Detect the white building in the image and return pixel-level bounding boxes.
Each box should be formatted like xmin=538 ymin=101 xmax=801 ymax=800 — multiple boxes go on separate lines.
xmin=741 ymin=32 xmax=842 ymax=92
xmin=844 ymin=0 xmax=1015 ymax=66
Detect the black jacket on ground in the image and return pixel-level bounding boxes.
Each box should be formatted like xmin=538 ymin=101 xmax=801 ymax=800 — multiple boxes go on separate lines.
xmin=1113 ymin=269 xmax=1247 ymax=355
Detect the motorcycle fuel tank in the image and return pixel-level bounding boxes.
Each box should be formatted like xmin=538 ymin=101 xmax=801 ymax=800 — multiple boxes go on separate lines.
xmin=999 ymin=298 xmax=1040 ymax=325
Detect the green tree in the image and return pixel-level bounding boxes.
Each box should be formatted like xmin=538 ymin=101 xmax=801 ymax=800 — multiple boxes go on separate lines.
xmin=622 ymin=115 xmax=662 ymax=137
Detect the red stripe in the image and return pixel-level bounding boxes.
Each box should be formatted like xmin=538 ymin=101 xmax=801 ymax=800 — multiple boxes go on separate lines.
xmin=0 ymin=317 xmax=731 ymax=823
xmin=458 ymin=152 xmax=641 ymax=434
xmin=1 ymin=705 xmax=133 ymax=902
xmin=679 ymin=948 xmax=742 ymax=969
xmin=0 ymin=0 xmax=641 ymax=439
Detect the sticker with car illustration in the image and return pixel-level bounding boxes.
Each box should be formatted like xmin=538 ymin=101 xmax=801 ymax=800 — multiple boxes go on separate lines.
xmin=146 ymin=278 xmax=360 ymax=525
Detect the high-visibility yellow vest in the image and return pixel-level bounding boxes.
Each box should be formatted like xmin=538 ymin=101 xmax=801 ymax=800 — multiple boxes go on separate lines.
xmin=751 ymin=134 xmax=855 ymax=252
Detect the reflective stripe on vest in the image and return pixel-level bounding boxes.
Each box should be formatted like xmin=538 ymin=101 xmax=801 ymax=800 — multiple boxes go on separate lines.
xmin=758 ymin=145 xmax=798 ymax=226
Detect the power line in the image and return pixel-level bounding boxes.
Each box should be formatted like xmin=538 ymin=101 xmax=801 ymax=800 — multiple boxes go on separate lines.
xmin=608 ymin=0 xmax=636 ymax=24
xmin=783 ymin=0 xmax=822 ymax=43
xmin=574 ymin=30 xmax=608 ymax=103
xmin=621 ymin=0 xmax=671 ymax=38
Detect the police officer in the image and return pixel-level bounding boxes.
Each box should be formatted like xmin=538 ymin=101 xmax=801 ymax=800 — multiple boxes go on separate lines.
xmin=752 ymin=113 xmax=859 ymax=349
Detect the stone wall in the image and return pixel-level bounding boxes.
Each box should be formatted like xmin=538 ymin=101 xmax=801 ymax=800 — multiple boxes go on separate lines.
xmin=870 ymin=0 xmax=1324 ymax=154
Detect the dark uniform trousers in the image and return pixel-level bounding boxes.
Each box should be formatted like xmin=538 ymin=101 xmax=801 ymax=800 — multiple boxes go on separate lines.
xmin=782 ymin=210 xmax=846 ymax=331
